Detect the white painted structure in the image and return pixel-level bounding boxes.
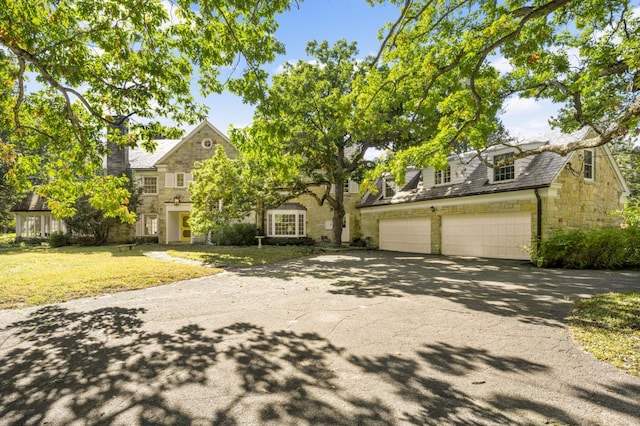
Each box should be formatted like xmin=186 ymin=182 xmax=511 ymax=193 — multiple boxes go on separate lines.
xmin=379 ymin=218 xmax=431 ymax=254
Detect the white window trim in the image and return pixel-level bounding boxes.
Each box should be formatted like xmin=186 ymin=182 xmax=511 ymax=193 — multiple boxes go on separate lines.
xmin=140 ymin=214 xmax=158 ymax=236
xmin=434 ymin=167 xmax=451 ymax=185
xmin=142 ymin=176 xmax=158 ymax=195
xmin=493 ymin=153 xmax=515 ymax=183
xmin=266 ymin=209 xmax=306 ymax=238
xmin=583 ymin=149 xmax=595 ymax=181
xmin=175 ymin=172 xmax=186 ymax=188
xmin=383 ymin=180 xmax=397 ymax=199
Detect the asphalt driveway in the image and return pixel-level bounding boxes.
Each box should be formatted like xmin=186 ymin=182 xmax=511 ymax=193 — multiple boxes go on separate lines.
xmin=0 ymin=251 xmax=639 ymax=425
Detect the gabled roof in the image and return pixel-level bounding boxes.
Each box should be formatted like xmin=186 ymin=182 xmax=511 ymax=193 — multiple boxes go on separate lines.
xmin=155 ymin=120 xmax=233 ymax=165
xmin=128 ymin=120 xmax=234 ymax=170
xmin=129 ymin=139 xmax=181 ymax=169
xmin=360 ymin=128 xmax=592 ymax=208
xmin=11 ymin=193 xmax=49 ymax=212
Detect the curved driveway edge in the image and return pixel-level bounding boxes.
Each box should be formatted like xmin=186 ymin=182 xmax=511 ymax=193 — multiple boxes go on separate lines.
xmin=0 ymin=251 xmax=639 ymax=425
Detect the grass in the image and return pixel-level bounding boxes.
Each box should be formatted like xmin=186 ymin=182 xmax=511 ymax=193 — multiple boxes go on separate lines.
xmin=568 ymin=292 xmax=640 ymax=377
xmin=167 ymin=244 xmax=320 ymax=268
xmin=0 ymin=241 xmax=321 ymax=310
xmin=0 ymin=244 xmax=218 ymax=310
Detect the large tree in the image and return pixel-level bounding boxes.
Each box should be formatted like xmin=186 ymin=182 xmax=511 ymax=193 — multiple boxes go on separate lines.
xmin=222 ymin=40 xmax=396 ymax=244
xmin=366 ymin=0 xmax=640 ymax=182
xmin=0 ymin=0 xmax=295 ymax=222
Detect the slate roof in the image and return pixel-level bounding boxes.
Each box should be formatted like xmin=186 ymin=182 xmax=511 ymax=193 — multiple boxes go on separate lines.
xmin=11 ymin=193 xmax=49 ymax=212
xmin=360 ymin=129 xmax=588 ymax=209
xmin=128 ymin=139 xmax=181 ymax=169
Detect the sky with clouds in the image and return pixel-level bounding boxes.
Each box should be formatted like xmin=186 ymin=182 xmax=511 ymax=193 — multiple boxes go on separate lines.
xmin=193 ymin=0 xmax=636 ymax=143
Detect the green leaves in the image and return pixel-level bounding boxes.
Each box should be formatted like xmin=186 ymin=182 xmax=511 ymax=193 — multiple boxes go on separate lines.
xmin=1 ymin=0 xmax=295 ymax=220
xmin=367 ymin=0 xmax=640 ymax=183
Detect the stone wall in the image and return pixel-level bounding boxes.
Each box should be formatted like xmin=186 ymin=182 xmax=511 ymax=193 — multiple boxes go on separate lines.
xmin=542 ymin=148 xmax=625 ymax=237
xmin=155 ymin=125 xmax=238 ymax=244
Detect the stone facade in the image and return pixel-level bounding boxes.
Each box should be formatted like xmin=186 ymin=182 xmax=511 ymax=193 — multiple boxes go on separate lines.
xmin=132 ymin=121 xmax=239 ymax=244
xmin=359 ymin=144 xmax=628 ymax=258
xmin=543 ymin=147 xmax=626 ymax=237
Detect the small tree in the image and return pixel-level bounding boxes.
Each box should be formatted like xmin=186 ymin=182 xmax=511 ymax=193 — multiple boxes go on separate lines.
xmin=64 ymin=176 xmax=139 ymax=245
xmin=189 ymin=145 xmax=299 ymax=237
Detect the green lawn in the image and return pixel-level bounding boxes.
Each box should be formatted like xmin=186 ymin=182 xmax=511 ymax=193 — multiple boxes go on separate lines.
xmin=0 ymin=243 xmax=219 ymax=310
xmin=568 ymin=292 xmax=640 ymax=377
xmin=0 ymin=242 xmax=320 ymax=310
xmin=167 ymin=244 xmax=320 ymax=268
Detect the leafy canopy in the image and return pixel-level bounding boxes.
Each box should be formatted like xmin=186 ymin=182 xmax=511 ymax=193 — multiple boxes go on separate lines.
xmin=367 ymin=0 xmax=640 ymax=183
xmin=221 ymin=40 xmax=395 ymax=242
xmin=0 ymin=0 xmax=295 ymax=221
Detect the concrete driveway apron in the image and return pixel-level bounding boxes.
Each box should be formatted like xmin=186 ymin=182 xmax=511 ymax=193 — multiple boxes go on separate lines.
xmin=0 ymin=251 xmax=639 ymax=425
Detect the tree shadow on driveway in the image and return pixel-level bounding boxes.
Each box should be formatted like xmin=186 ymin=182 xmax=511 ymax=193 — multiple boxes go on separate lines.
xmin=2 ymin=303 xmax=624 ymax=425
xmin=234 ymin=251 xmax=640 ymax=328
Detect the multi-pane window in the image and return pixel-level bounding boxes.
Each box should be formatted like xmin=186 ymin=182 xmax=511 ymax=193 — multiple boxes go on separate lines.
xmin=175 ymin=173 xmax=185 ymax=188
xmin=144 ymin=215 xmax=158 ymax=235
xmin=267 ymin=210 xmax=306 ymax=237
xmin=384 ymin=180 xmax=396 ymax=198
xmin=584 ymin=150 xmax=595 ymax=180
xmin=274 ymin=214 xmax=296 ymax=236
xmin=435 ymin=167 xmax=451 ymax=185
xmin=142 ymin=176 xmax=157 ymax=194
xmin=493 ymin=153 xmax=515 ymax=182
xmin=344 ymin=180 xmax=350 ymax=193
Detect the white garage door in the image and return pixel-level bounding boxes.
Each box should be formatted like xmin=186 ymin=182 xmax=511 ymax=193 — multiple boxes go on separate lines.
xmin=379 ymin=218 xmax=431 ymax=254
xmin=442 ymin=212 xmax=531 ymax=260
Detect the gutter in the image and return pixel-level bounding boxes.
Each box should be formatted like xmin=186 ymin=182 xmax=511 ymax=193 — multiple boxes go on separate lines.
xmin=534 ymin=188 xmax=542 ymax=251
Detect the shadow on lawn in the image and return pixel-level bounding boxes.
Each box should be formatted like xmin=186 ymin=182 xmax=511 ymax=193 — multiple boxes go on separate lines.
xmin=234 ymin=251 xmax=640 ymax=328
xmin=4 ymin=305 xmax=629 ymax=424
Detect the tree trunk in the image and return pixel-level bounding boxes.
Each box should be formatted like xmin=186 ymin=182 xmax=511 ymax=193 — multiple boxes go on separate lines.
xmin=331 ymin=179 xmax=345 ymax=246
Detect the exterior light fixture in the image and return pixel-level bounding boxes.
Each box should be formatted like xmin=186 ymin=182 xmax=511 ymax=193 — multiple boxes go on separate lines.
xmin=173 ymin=195 xmax=180 ymax=206
xmin=430 ymin=205 xmax=436 ymax=212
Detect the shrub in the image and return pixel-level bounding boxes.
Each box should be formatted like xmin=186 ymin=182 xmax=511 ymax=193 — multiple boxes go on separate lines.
xmin=536 ymin=227 xmax=640 ymax=269
xmin=211 ymin=223 xmax=257 ymax=246
xmin=48 ymin=231 xmax=70 ymax=248
xmin=263 ymin=237 xmax=315 ymax=246
xmin=134 ymin=236 xmax=159 ymax=245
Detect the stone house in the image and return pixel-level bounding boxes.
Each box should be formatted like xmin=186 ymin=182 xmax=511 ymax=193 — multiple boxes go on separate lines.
xmin=128 ymin=120 xmax=239 ymax=244
xmin=12 ymin=123 xmax=629 ymax=260
xmin=359 ymin=128 xmax=630 ymax=260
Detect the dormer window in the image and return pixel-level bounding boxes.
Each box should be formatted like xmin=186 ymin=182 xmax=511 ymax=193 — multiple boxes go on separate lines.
xmin=384 ymin=180 xmax=396 ymax=198
xmin=493 ymin=153 xmax=515 ymax=182
xmin=435 ymin=166 xmax=451 ymax=185
xmin=584 ymin=149 xmax=595 ymax=180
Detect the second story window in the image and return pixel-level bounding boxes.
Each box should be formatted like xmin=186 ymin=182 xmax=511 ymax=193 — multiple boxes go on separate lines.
xmin=435 ymin=167 xmax=451 ymax=185
xmin=175 ymin=173 xmax=186 ymax=188
xmin=584 ymin=149 xmax=595 ymax=180
xmin=384 ymin=180 xmax=396 ymax=198
xmin=142 ymin=177 xmax=157 ymax=194
xmin=493 ymin=153 xmax=515 ymax=182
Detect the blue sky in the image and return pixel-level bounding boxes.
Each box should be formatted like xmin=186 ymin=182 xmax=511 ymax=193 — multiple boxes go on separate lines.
xmin=192 ymin=0 xmax=616 ymax=141
xmin=199 ymin=0 xmax=401 ymax=135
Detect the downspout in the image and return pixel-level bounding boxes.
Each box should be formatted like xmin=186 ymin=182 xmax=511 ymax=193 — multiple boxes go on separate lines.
xmin=534 ymin=188 xmax=542 ymax=251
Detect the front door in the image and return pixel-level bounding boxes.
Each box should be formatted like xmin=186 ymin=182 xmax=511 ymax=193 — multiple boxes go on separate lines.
xmin=180 ymin=213 xmax=191 ymax=243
